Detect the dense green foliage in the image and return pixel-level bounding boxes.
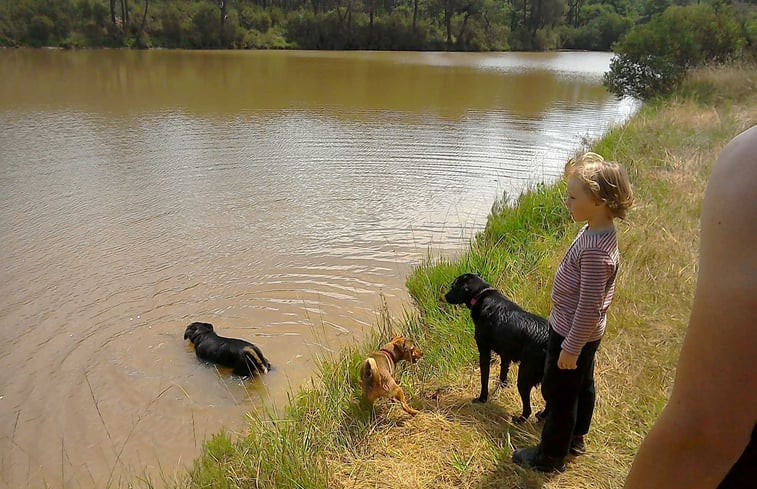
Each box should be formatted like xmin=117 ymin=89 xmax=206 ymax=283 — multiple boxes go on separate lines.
xmin=0 ymin=0 xmax=752 ymax=52
xmin=604 ymin=1 xmax=752 ymax=99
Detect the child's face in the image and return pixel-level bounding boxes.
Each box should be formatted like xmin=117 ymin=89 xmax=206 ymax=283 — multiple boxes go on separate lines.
xmin=566 ymin=175 xmax=601 ymax=223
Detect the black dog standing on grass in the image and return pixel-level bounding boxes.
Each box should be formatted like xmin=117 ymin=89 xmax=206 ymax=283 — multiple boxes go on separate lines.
xmin=184 ymin=322 xmax=271 ymax=378
xmin=444 ymin=273 xmax=550 ymax=423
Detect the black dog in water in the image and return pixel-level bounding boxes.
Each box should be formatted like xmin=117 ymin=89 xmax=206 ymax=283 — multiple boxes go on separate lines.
xmin=444 ymin=273 xmax=550 ymax=423
xmin=183 ymin=322 xmax=271 ymax=378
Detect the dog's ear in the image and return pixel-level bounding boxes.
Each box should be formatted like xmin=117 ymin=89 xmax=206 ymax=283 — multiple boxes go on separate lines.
xmin=194 ymin=322 xmax=213 ymax=332
xmin=390 ymin=336 xmax=407 ymax=354
xmin=452 ymin=275 xmax=470 ymax=293
xmin=466 ymin=273 xmax=488 ymax=291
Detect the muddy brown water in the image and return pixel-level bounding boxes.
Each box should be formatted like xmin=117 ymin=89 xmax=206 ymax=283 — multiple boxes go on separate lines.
xmin=0 ymin=49 xmax=638 ymax=488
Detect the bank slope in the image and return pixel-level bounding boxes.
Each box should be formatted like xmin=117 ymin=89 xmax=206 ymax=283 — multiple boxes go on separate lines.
xmin=178 ymin=65 xmax=755 ymax=489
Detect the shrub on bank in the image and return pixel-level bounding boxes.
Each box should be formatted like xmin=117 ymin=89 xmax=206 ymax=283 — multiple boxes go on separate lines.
xmin=241 ymin=26 xmax=292 ymax=49
xmin=604 ymin=3 xmax=746 ymax=99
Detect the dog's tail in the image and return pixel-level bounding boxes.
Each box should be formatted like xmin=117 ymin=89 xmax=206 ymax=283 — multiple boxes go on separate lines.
xmin=360 ymin=358 xmax=377 ymax=397
xmin=243 ymin=346 xmax=270 ymax=376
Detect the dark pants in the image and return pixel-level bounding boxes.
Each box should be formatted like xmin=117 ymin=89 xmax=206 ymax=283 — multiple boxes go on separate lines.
xmin=539 ymin=327 xmax=601 ymax=459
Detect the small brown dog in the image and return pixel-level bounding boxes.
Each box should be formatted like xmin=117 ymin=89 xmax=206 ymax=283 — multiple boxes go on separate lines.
xmin=360 ymin=336 xmax=423 ymax=415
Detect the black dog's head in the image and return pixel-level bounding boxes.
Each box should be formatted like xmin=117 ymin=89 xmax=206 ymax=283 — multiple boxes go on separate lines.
xmin=184 ymin=322 xmax=214 ymax=344
xmin=444 ymin=273 xmax=491 ymax=305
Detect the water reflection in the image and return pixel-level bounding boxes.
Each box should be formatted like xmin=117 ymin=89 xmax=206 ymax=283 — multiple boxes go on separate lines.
xmin=2 ymin=49 xmax=617 ymax=118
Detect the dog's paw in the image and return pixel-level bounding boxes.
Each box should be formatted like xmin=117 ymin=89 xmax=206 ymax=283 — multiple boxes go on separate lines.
xmin=472 ymin=396 xmax=487 ymax=404
xmin=512 ymin=415 xmax=528 ymax=424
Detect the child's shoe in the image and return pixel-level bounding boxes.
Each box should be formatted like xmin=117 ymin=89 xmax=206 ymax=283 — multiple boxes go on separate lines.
xmin=512 ymin=446 xmax=566 ymax=472
xmin=569 ymin=435 xmax=586 ymax=456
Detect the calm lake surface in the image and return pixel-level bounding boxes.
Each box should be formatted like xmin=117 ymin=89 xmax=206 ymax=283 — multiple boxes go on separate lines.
xmin=0 ymin=49 xmax=637 ymax=488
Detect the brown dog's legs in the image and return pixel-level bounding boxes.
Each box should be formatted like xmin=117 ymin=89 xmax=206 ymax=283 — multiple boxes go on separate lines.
xmin=390 ymin=385 xmax=419 ymax=416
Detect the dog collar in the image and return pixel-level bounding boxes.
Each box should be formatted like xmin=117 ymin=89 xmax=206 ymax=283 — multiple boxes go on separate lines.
xmin=468 ymin=287 xmax=496 ymax=308
xmin=379 ymin=348 xmax=396 ymax=365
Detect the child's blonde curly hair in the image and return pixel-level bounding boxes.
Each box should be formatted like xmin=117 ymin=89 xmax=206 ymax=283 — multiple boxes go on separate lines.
xmin=565 ymin=152 xmax=634 ymax=219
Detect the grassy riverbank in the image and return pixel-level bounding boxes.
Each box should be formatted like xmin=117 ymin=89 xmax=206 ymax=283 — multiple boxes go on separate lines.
xmin=174 ymin=65 xmax=754 ymax=489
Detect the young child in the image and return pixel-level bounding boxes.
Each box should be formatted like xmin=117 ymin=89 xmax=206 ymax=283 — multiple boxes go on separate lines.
xmin=513 ymin=152 xmax=634 ymax=472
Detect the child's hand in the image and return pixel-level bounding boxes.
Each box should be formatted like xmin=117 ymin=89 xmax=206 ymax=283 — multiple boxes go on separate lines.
xmin=557 ymin=350 xmax=578 ymax=370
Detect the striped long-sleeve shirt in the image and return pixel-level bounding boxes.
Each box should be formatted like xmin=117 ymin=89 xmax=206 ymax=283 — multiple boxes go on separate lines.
xmin=550 ymin=224 xmax=619 ymax=355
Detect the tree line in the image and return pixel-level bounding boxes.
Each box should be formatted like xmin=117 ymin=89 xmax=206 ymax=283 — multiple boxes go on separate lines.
xmin=0 ymin=0 xmax=751 ymax=53
xmin=1 ymin=0 xmax=753 ymax=99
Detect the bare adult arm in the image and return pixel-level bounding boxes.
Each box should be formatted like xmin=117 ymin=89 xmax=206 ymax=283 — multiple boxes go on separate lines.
xmin=623 ymin=125 xmax=757 ymax=488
